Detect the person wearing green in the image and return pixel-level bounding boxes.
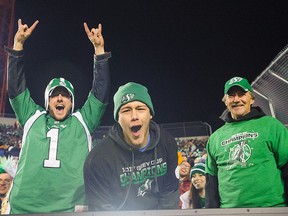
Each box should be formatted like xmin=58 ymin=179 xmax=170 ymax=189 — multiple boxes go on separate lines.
xmin=205 ymin=76 xmax=288 ymax=208
xmin=4 ymin=19 xmax=111 ymax=214
xmin=180 ymin=162 xmax=206 ymax=209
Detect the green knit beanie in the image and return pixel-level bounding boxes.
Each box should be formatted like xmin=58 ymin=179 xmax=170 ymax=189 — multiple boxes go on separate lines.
xmin=113 ymin=82 xmax=154 ymax=121
xmin=190 ymin=163 xmax=205 ymax=178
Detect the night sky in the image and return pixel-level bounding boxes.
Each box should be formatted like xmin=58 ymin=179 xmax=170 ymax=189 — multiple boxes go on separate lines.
xmin=8 ymin=0 xmax=288 ymax=131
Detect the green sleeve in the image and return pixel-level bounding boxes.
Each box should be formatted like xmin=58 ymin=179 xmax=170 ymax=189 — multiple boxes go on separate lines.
xmin=10 ymin=89 xmax=43 ymax=127
xmin=268 ymin=117 xmax=288 ymax=167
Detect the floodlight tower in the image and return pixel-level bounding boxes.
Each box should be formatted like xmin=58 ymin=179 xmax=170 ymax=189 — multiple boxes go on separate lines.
xmin=0 ymin=0 xmax=15 ymax=116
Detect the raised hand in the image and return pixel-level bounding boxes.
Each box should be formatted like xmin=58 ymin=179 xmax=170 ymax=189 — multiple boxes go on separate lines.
xmin=13 ymin=19 xmax=39 ymax=51
xmin=83 ymin=23 xmax=105 ymax=55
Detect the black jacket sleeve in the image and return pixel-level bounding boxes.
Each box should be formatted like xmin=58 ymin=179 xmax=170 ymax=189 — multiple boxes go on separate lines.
xmin=84 ymin=148 xmax=118 ymax=211
xmin=205 ymin=173 xmax=220 ymax=208
xmin=91 ymin=52 xmax=111 ymax=104
xmin=281 ymin=162 xmax=288 ymax=205
xmin=158 ymin=129 xmax=180 ymax=209
xmin=5 ymin=47 xmax=26 ymax=99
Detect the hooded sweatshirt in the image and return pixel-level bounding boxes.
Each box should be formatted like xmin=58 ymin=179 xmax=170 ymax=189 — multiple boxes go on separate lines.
xmin=84 ymin=120 xmax=179 ymax=211
xmin=205 ymin=106 xmax=288 ymax=208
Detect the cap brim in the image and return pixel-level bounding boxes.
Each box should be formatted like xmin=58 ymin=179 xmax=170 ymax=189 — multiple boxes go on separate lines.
xmin=49 ymin=86 xmax=71 ymax=97
xmin=226 ymin=84 xmax=249 ymax=94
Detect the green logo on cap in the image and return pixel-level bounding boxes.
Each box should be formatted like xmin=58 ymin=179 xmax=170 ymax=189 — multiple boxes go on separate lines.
xmin=228 ymin=77 xmax=243 ymax=85
xmin=224 ymin=76 xmax=253 ymax=94
xmin=121 ymin=93 xmax=135 ymax=103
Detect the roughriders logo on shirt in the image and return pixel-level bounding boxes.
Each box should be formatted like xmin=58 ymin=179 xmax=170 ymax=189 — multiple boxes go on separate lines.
xmin=228 ymin=140 xmax=252 ymax=170
xmin=221 ymin=132 xmax=257 ymax=170
xmin=137 ymin=179 xmax=153 ymax=197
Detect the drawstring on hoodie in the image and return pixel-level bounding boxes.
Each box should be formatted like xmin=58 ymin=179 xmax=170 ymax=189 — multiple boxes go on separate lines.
xmin=116 ymin=146 xmax=160 ymax=210
xmin=153 ymin=147 xmax=159 ymax=193
xmin=116 ymin=148 xmax=135 ymax=210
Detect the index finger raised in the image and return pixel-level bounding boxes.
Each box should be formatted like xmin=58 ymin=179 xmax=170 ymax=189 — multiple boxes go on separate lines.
xmin=83 ymin=22 xmax=91 ymax=35
xmin=18 ymin=19 xmax=22 ymax=27
xmin=29 ymin=20 xmax=39 ymax=32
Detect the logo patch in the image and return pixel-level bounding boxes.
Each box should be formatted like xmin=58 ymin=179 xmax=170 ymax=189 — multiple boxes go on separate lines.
xmin=121 ymin=93 xmax=135 ymax=103
xmin=229 ymin=77 xmax=243 ymax=85
xmin=137 ymin=179 xmax=153 ymax=197
xmin=59 ymin=78 xmax=67 ymax=87
xmin=227 ymin=140 xmax=252 ymax=170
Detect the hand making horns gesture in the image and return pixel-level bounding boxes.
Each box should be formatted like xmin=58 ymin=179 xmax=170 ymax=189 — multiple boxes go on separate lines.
xmin=83 ymin=22 xmax=105 ymax=55
xmin=13 ymin=19 xmax=39 ymax=51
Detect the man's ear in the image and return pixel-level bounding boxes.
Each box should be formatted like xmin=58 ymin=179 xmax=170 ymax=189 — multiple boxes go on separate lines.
xmin=224 ymin=98 xmax=228 ymax=107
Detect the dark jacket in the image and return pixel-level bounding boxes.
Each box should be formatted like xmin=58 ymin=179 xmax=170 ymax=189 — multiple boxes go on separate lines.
xmin=84 ymin=121 xmax=179 ymax=211
xmin=5 ymin=47 xmax=111 ymax=104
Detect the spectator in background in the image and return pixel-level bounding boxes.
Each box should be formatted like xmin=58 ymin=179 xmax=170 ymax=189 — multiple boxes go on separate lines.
xmin=179 ymin=158 xmax=193 ymax=208
xmin=194 ymin=156 xmax=206 ymax=164
xmin=180 ymin=151 xmax=188 ymax=162
xmin=0 ymin=143 xmax=7 ymax=157
xmin=0 ymin=156 xmax=16 ymax=214
xmin=205 ymin=76 xmax=288 ymax=208
xmin=186 ymin=139 xmax=196 ymax=154
xmin=6 ymin=144 xmax=20 ymax=165
xmin=84 ymin=82 xmax=179 ymax=211
xmin=4 ymin=19 xmax=111 ymax=214
xmin=180 ymin=163 xmax=206 ymax=209
xmin=0 ymin=169 xmax=12 ymax=212
xmin=0 ymin=124 xmax=22 ymax=153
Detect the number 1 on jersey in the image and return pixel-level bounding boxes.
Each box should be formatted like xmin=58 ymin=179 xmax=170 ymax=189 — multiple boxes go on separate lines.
xmin=44 ymin=128 xmax=61 ymax=168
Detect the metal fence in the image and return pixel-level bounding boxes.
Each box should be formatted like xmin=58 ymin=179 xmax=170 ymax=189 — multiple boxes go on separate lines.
xmin=252 ymin=44 xmax=288 ymax=128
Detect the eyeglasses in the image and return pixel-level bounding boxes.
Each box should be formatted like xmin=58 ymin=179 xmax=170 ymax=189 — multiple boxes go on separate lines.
xmin=180 ymin=164 xmax=190 ymax=169
xmin=50 ymin=87 xmax=71 ymax=98
xmin=50 ymin=91 xmax=71 ymax=98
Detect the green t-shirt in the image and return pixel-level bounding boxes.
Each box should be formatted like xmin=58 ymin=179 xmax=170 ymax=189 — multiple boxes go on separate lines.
xmin=200 ymin=197 xmax=205 ymax=208
xmin=206 ymin=116 xmax=288 ymax=208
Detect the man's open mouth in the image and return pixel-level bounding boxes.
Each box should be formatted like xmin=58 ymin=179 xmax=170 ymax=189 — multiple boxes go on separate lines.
xmin=56 ymin=105 xmax=64 ymax=110
xmin=232 ymin=104 xmax=243 ymax=108
xmin=131 ymin=125 xmax=141 ymax=133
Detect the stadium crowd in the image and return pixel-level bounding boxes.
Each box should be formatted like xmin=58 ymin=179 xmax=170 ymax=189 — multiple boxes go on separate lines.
xmin=0 ymin=123 xmax=22 ymax=158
